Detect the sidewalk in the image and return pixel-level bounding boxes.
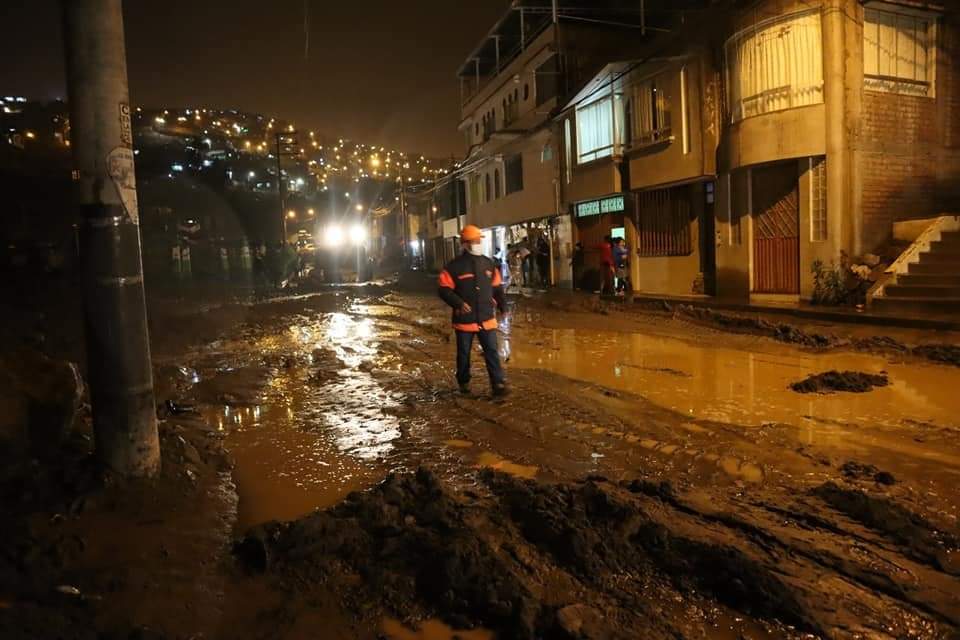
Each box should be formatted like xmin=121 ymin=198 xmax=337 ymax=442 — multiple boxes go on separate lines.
xmin=619 ymin=292 xmax=960 ymax=331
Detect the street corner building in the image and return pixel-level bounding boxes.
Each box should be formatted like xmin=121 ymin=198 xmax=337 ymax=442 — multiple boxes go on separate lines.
xmin=440 ymin=0 xmax=960 ymax=312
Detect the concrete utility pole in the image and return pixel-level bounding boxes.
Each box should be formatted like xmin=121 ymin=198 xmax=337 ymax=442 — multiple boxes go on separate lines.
xmin=61 ymin=0 xmax=160 ymax=476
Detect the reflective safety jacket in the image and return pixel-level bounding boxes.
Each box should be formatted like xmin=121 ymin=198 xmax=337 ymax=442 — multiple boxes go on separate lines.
xmin=438 ymin=252 xmax=506 ymax=332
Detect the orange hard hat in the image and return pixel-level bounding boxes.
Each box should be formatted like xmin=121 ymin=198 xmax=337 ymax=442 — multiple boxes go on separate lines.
xmin=460 ymin=225 xmax=483 ymax=242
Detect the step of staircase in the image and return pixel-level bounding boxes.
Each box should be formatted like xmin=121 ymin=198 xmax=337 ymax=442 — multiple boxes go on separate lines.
xmin=872 ymin=295 xmax=960 ymax=313
xmin=883 ymin=284 xmax=960 ymax=297
xmin=896 ymin=273 xmax=960 ymax=286
xmin=918 ymin=252 xmax=960 ymax=265
xmin=929 ymin=238 xmax=960 ymax=252
xmin=907 ymin=262 xmax=960 ymax=276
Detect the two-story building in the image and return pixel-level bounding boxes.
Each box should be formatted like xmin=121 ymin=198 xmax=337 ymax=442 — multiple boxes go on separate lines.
xmin=455 ymin=1 xmax=651 ymax=287
xmin=558 ymin=0 xmax=959 ymax=305
xmin=559 ymin=3 xmax=720 ymax=294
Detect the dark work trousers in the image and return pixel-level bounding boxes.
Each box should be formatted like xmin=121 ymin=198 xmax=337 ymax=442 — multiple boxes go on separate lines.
xmin=456 ymin=329 xmax=504 ymax=387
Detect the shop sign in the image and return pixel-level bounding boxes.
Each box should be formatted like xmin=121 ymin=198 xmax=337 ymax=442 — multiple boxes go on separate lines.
xmin=575 ymin=194 xmax=625 ymax=218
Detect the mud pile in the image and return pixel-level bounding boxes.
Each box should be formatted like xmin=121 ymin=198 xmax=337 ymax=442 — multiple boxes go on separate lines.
xmin=675 ymin=306 xmax=838 ymax=348
xmin=235 ymin=469 xmax=960 ymax=639
xmin=790 ymin=370 xmax=889 ymax=393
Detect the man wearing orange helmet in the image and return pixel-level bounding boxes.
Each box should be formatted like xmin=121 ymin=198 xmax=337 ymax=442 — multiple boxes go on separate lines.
xmin=438 ymin=224 xmax=509 ymax=397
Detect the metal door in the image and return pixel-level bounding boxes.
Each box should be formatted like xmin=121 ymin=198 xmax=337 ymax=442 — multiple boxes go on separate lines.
xmin=751 ymin=163 xmax=799 ymax=294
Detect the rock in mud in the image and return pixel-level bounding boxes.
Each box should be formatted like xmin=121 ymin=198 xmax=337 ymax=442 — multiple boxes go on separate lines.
xmin=840 ymin=461 xmax=896 ymax=485
xmin=790 ymin=370 xmax=889 ymax=394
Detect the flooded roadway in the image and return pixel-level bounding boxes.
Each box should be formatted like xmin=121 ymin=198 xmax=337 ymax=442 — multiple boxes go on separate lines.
xmin=162 ymin=288 xmax=960 ymax=530
xmin=154 ymin=285 xmax=960 ymax=638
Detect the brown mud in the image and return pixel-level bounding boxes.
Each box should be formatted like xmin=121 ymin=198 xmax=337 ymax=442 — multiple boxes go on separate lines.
xmin=790 ymin=370 xmax=890 ymax=394
xmin=3 ymin=276 xmax=960 ymax=639
xmin=237 ymin=468 xmax=960 ymax=639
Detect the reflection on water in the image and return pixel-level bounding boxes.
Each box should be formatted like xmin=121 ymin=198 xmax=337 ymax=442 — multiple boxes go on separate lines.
xmin=381 ymin=618 xmax=494 ymax=640
xmin=200 ymin=311 xmax=401 ymax=528
xmin=475 ymin=451 xmax=539 ymax=479
xmin=504 ymin=326 xmax=960 ymax=438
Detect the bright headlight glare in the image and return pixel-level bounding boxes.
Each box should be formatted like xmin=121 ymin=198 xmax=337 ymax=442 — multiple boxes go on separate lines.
xmin=349 ymin=225 xmax=366 ymax=245
xmin=325 ymin=225 xmax=343 ymax=247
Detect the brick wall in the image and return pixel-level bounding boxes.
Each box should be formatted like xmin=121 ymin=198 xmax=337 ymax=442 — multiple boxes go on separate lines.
xmin=860 ymin=92 xmax=938 ymax=250
xmin=859 ymin=14 xmax=960 ymax=252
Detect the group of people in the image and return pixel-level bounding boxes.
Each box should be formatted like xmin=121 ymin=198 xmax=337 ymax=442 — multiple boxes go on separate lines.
xmin=571 ymin=235 xmax=631 ymax=295
xmin=501 ymin=235 xmax=551 ymax=290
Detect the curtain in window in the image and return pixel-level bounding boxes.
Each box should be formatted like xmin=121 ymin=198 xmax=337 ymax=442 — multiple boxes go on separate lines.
xmin=632 ymin=77 xmax=672 ymax=145
xmin=725 ymin=10 xmax=823 ymax=122
xmin=576 ymin=97 xmax=614 ymax=163
xmin=864 ymin=8 xmax=932 ymax=95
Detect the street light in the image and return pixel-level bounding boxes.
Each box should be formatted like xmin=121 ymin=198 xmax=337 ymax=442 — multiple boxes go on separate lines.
xmin=287 ymin=210 xmax=296 ymax=220
xmin=355 ymin=203 xmax=363 ymax=212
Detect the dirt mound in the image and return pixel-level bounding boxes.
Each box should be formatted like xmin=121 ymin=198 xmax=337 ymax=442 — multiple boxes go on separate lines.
xmin=912 ymin=344 xmax=960 ymax=367
xmin=813 ymin=482 xmax=960 ymax=574
xmin=236 ymin=470 xmax=825 ymax=638
xmin=675 ymin=306 xmax=837 ymax=348
xmin=790 ymin=370 xmax=889 ymax=394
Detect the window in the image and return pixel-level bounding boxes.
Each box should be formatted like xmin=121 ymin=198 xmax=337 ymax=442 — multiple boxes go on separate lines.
xmin=523 ymin=83 xmax=529 ymax=101
xmin=810 ymin=156 xmax=827 ymax=241
xmin=536 ymin=55 xmax=560 ymax=106
xmin=468 ymin=174 xmax=482 ymax=211
xmin=484 ymin=173 xmax=491 ymax=202
xmin=563 ymin=119 xmax=573 ymax=184
xmin=680 ymin=67 xmax=691 ymax=154
xmin=725 ymin=10 xmax=823 ymax=122
xmin=630 ymin=75 xmax=672 ymax=147
xmin=494 ymin=169 xmax=501 ymax=199
xmin=576 ymin=97 xmax=618 ymax=163
xmin=636 ymin=187 xmax=693 ymax=256
xmin=864 ymin=7 xmax=935 ymax=96
xmin=505 ymin=154 xmax=523 ymax=194
xmin=729 ymin=171 xmax=746 ymax=245
xmin=474 ymin=123 xmax=479 ymax=137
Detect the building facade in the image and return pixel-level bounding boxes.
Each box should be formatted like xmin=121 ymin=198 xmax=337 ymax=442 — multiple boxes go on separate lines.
xmin=455 ymin=1 xmax=650 ymax=288
xmin=553 ymin=0 xmax=958 ymax=302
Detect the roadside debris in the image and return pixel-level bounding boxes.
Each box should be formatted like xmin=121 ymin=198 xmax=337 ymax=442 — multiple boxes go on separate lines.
xmin=790 ymin=370 xmax=889 ymax=394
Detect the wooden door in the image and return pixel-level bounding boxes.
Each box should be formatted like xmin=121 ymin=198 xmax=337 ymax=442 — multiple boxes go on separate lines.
xmin=751 ymin=163 xmax=799 ymax=294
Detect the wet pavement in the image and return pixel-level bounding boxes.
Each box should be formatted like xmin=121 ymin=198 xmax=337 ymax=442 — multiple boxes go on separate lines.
xmin=151 ymin=285 xmax=960 ymax=637
xmin=158 ymin=288 xmax=960 ymax=531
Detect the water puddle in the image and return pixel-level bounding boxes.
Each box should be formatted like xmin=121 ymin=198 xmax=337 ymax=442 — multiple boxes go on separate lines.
xmin=475 ymin=452 xmax=539 ymax=479
xmin=503 ymin=325 xmax=960 ymax=445
xmin=193 ymin=311 xmax=404 ymax=528
xmin=381 ymin=618 xmax=494 ymax=640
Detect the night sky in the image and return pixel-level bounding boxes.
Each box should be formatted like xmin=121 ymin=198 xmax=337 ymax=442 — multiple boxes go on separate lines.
xmin=0 ymin=1 xmax=507 ymax=157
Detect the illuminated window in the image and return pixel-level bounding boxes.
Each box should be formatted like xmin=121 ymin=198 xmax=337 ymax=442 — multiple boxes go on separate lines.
xmin=810 ymin=157 xmax=827 ymax=242
xmin=863 ymin=7 xmax=935 ymax=96
xmin=629 ymin=74 xmax=672 ymax=147
xmin=576 ymin=96 xmax=624 ymax=164
xmin=725 ymin=10 xmax=823 ymax=122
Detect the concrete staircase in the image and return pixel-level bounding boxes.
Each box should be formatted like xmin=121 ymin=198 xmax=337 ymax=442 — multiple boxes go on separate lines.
xmin=873 ymin=229 xmax=960 ymax=313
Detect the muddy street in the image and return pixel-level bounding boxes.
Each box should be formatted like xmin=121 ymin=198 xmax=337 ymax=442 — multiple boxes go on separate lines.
xmin=145 ymin=283 xmax=960 ymax=639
